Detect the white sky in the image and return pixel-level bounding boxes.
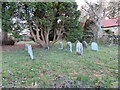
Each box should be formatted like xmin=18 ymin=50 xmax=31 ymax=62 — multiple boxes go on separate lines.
xmin=75 ymin=0 xmax=99 ymax=9
xmin=75 ymin=0 xmax=119 ymax=9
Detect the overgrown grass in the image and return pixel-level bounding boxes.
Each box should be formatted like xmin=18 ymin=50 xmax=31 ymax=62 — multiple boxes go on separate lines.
xmin=2 ymin=42 xmax=118 ymax=88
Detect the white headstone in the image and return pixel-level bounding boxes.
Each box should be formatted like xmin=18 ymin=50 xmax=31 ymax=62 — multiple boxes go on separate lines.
xmin=58 ymin=41 xmax=63 ymax=50
xmin=76 ymin=41 xmax=83 ymax=55
xmin=91 ymin=42 xmax=98 ymax=51
xmin=66 ymin=41 xmax=72 ymax=52
xmin=26 ymin=44 xmax=34 ymax=59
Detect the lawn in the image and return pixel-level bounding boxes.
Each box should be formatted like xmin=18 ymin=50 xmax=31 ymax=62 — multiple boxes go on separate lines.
xmin=2 ymin=41 xmax=118 ymax=88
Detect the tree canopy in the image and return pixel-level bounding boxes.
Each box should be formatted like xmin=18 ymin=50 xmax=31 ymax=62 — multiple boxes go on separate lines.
xmin=2 ymin=1 xmax=82 ymax=47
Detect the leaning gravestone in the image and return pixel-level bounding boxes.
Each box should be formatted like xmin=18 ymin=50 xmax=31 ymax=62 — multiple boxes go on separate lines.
xmin=25 ymin=44 xmax=34 ymax=59
xmin=25 ymin=44 xmax=29 ymax=51
xmin=58 ymin=41 xmax=63 ymax=50
xmin=66 ymin=41 xmax=72 ymax=52
xmin=76 ymin=41 xmax=83 ymax=55
xmin=82 ymin=41 xmax=88 ymax=48
xmin=91 ymin=42 xmax=98 ymax=51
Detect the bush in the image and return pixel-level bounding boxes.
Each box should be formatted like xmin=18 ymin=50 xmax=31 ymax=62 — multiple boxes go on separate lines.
xmin=82 ymin=30 xmax=94 ymax=43
xmin=65 ymin=26 xmax=83 ymax=43
xmin=1 ymin=39 xmax=15 ymax=45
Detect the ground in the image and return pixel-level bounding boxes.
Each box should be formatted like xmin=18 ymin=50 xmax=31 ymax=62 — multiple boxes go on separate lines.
xmin=1 ymin=41 xmax=118 ymax=88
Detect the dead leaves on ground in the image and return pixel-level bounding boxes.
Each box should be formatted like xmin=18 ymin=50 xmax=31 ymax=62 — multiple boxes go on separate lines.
xmin=40 ymin=73 xmax=44 ymax=78
xmin=93 ymin=70 xmax=103 ymax=82
xmin=55 ymin=73 xmax=64 ymax=81
xmin=39 ymin=68 xmax=52 ymax=78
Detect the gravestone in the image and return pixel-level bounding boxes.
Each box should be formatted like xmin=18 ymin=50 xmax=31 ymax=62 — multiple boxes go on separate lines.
xmin=76 ymin=41 xmax=83 ymax=55
xmin=27 ymin=45 xmax=34 ymax=59
xmin=91 ymin=42 xmax=98 ymax=51
xmin=58 ymin=41 xmax=63 ymax=50
xmin=25 ymin=44 xmax=29 ymax=51
xmin=82 ymin=41 xmax=88 ymax=48
xmin=66 ymin=41 xmax=72 ymax=52
xmin=25 ymin=44 xmax=34 ymax=59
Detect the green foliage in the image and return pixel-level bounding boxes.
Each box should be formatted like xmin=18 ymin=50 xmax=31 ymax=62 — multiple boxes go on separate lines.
xmin=82 ymin=30 xmax=94 ymax=43
xmin=65 ymin=26 xmax=83 ymax=43
xmin=2 ymin=2 xmax=16 ymax=32
xmin=2 ymin=2 xmax=23 ymax=41
xmin=12 ymin=31 xmax=22 ymax=39
xmin=25 ymin=2 xmax=81 ymax=45
xmin=104 ymin=29 xmax=113 ymax=34
xmin=2 ymin=2 xmax=81 ymax=44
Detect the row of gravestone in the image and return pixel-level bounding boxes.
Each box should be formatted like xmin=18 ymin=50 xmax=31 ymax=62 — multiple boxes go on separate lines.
xmin=25 ymin=41 xmax=98 ymax=60
xmin=58 ymin=40 xmax=98 ymax=55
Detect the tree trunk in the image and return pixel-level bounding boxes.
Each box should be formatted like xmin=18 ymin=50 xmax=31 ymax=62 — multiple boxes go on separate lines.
xmin=94 ymin=30 xmax=98 ymax=43
xmin=0 ymin=32 xmax=2 ymax=41
xmin=29 ymin=20 xmax=64 ymax=49
xmin=92 ymin=19 xmax=103 ymax=43
xmin=30 ymin=25 xmax=52 ymax=49
xmin=97 ymin=19 xmax=103 ymax=38
xmin=2 ymin=31 xmax=8 ymax=41
xmin=0 ymin=31 xmax=8 ymax=45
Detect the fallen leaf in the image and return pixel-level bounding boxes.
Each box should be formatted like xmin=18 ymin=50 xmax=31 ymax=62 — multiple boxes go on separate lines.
xmin=40 ymin=73 xmax=44 ymax=78
xmin=43 ymin=68 xmax=47 ymax=73
xmin=55 ymin=73 xmax=63 ymax=80
xmin=93 ymin=71 xmax=103 ymax=81
xmin=73 ymin=70 xmax=77 ymax=76
xmin=47 ymin=71 xmax=51 ymax=76
xmin=57 ymin=73 xmax=63 ymax=78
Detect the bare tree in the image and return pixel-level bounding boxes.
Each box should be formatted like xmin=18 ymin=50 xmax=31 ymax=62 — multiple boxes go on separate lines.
xmin=81 ymin=0 xmax=105 ymax=42
xmin=81 ymin=0 xmax=120 ymax=43
xmin=105 ymin=1 xmax=120 ymax=19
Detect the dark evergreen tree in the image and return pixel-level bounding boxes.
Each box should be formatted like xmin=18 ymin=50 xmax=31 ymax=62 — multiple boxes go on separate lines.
xmin=2 ymin=1 xmax=82 ymax=47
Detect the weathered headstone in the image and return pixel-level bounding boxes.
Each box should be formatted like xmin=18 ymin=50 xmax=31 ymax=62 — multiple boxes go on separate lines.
xmin=58 ymin=41 xmax=63 ymax=50
xmin=25 ymin=44 xmax=29 ymax=51
xmin=82 ymin=41 xmax=88 ymax=48
xmin=28 ymin=45 xmax=34 ymax=59
xmin=25 ymin=44 xmax=34 ymax=59
xmin=66 ymin=41 xmax=72 ymax=52
xmin=91 ymin=42 xmax=98 ymax=51
xmin=76 ymin=41 xmax=83 ymax=55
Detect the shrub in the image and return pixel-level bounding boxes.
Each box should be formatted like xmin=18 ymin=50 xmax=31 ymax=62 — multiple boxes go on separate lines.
xmin=65 ymin=26 xmax=83 ymax=43
xmin=1 ymin=39 xmax=15 ymax=45
xmin=82 ymin=30 xmax=94 ymax=43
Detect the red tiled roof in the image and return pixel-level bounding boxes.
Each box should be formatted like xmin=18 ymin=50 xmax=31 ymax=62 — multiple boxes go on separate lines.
xmin=101 ymin=17 xmax=120 ymax=28
xmin=80 ymin=17 xmax=120 ymax=28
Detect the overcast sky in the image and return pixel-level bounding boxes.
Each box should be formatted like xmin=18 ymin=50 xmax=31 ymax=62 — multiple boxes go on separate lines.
xmin=75 ymin=0 xmax=119 ymax=9
xmin=75 ymin=0 xmax=100 ymax=9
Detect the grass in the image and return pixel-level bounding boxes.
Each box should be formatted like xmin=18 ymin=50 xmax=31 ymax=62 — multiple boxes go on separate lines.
xmin=0 ymin=46 xmax=2 ymax=87
xmin=2 ymin=41 xmax=118 ymax=88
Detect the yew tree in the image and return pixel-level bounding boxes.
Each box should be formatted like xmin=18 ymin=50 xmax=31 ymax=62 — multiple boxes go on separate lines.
xmin=2 ymin=2 xmax=16 ymax=41
xmin=2 ymin=2 xmax=24 ymax=43
xmin=2 ymin=1 xmax=81 ymax=48
xmin=24 ymin=2 xmax=81 ymax=48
